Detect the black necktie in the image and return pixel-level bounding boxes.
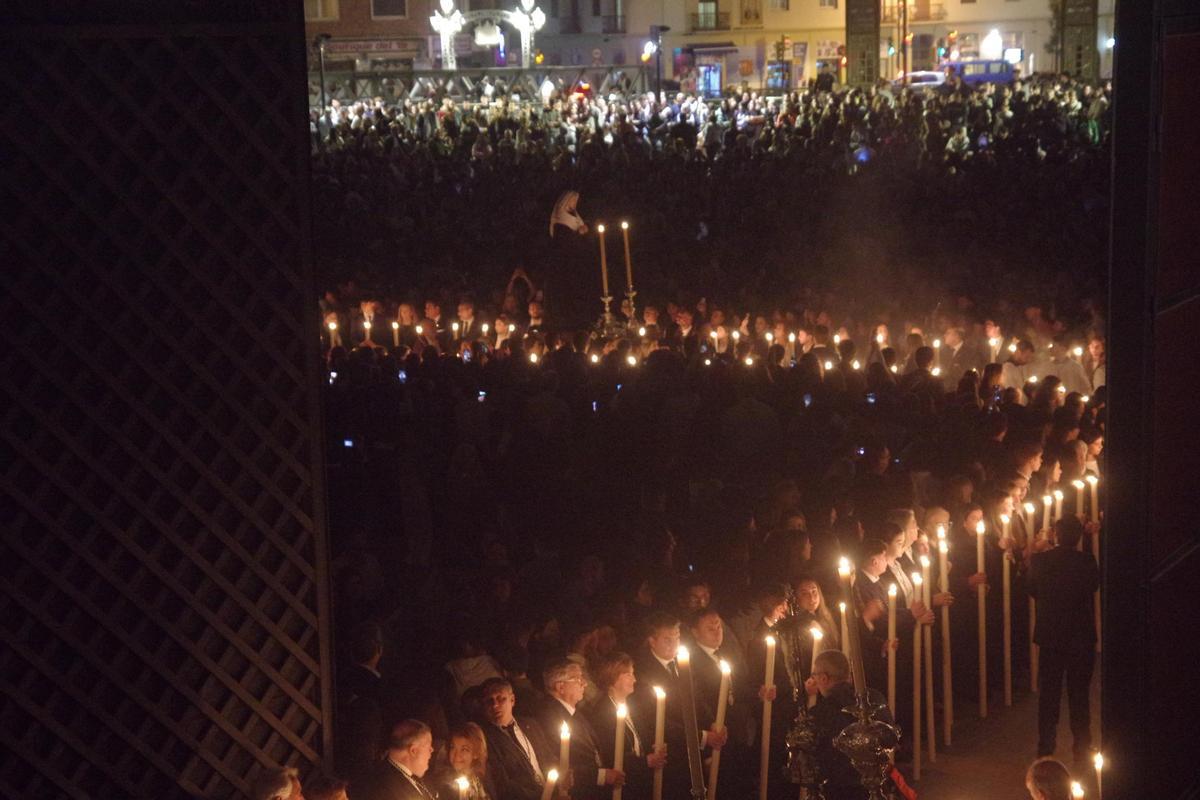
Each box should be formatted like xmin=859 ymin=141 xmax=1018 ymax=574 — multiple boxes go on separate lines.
xmin=668 ymin=659 xmax=679 ymax=678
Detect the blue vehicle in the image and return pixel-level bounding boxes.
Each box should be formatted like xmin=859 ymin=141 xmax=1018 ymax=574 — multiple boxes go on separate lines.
xmin=943 ymin=58 xmax=1015 ymax=86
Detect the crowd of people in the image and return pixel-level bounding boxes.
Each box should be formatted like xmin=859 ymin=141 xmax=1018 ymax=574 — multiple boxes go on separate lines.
xmin=273 ymin=274 xmax=1109 ymax=800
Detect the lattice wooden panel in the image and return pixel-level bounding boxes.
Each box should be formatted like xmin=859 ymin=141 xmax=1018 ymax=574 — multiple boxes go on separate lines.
xmin=0 ymin=5 xmax=331 ymax=799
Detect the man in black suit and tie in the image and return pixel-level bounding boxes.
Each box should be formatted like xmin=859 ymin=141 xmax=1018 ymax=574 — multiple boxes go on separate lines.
xmin=631 ymin=612 xmax=728 ymax=798
xmin=1029 ymin=516 xmax=1099 ymax=761
xmin=687 ymin=606 xmax=753 ymax=798
xmin=478 ymin=677 xmax=556 ymax=800
xmin=357 ymin=719 xmax=438 ymax=800
xmin=537 ymin=659 xmax=623 ymax=799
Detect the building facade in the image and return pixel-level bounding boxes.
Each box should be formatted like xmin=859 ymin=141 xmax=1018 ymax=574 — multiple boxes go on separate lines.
xmin=304 ymin=0 xmax=1113 ymax=93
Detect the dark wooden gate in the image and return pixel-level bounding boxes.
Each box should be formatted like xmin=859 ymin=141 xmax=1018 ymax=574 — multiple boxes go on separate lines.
xmin=0 ymin=2 xmax=331 ymax=798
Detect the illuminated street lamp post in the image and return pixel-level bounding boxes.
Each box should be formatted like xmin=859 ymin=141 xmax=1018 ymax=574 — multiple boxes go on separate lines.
xmin=314 ymin=33 xmax=331 ymax=112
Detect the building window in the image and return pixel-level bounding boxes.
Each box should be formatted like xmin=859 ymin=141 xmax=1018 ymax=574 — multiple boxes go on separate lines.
xmin=592 ymin=0 xmax=600 ymax=16
xmin=1002 ymin=31 xmax=1024 ymax=50
xmin=818 ymin=0 xmax=837 ymax=8
xmin=960 ymin=0 xmax=976 ymax=3
xmin=769 ymin=0 xmax=789 ymax=9
xmin=304 ymin=0 xmax=339 ymax=20
xmin=741 ymin=0 xmax=762 ymax=24
xmin=371 ymin=0 xmax=407 ymax=19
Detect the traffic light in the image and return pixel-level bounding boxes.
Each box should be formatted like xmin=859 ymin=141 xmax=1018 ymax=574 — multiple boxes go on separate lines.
xmin=904 ymin=32 xmax=914 ymax=45
xmin=936 ymin=38 xmax=946 ymax=58
xmin=535 ymin=50 xmax=545 ymax=64
xmin=887 ymin=37 xmax=895 ymax=57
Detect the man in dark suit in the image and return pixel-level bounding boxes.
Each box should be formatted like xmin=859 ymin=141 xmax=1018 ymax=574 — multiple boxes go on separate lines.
xmin=477 ymin=677 xmax=556 ymax=800
xmin=536 ymin=659 xmax=622 ymax=800
xmin=1029 ymin=515 xmax=1099 ymax=761
xmin=631 ymin=612 xmax=727 ymax=799
xmin=357 ymin=719 xmax=438 ymax=800
xmin=336 ymin=622 xmax=403 ymax=787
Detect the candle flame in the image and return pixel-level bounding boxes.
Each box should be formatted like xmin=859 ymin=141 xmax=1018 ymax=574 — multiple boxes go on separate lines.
xmin=788 ymin=332 xmax=796 ymax=343
xmin=1008 ymin=342 xmax=1018 ymax=352
xmin=833 ymin=334 xmax=841 ymax=344
xmin=1073 ymin=346 xmax=1084 ymax=357
xmin=975 ymin=520 xmax=986 ymax=535
xmin=482 ymin=323 xmax=489 ymax=333
xmin=597 ymin=224 xmax=606 ymax=233
xmin=710 ymin=330 xmax=718 ymax=339
xmin=456 ymin=776 xmax=470 ymax=790
xmin=653 ymin=686 xmax=666 ymax=699
xmin=1054 ymin=489 xmax=1064 ymax=501
xmin=732 ymin=331 xmax=740 ymax=341
xmin=1072 ymin=479 xmax=1085 ymax=490
xmin=1094 ymin=752 xmax=1104 ymax=771
xmin=452 ymin=322 xmax=460 ymax=331
xmin=936 ymin=524 xmax=946 ymax=539
xmin=838 ymin=601 xmax=846 ymax=612
xmin=933 ymin=338 xmax=941 ymax=348
xmin=719 ymin=659 xmax=732 ymax=675
xmin=912 ymin=572 xmax=923 ymax=586
xmin=890 ymin=365 xmax=899 ymax=373
xmin=989 ymin=337 xmax=1000 ymax=347
xmin=852 ymin=359 xmax=861 ymax=370
xmin=363 ymin=320 xmax=372 ymax=330
xmin=766 ymin=332 xmax=774 ymax=342
xmin=590 ymin=353 xmax=599 ymax=364
xmin=1024 ymin=502 xmax=1037 ymax=514
xmin=1086 ymin=474 xmax=1099 ymax=486
xmin=675 ymin=644 xmax=690 ymax=663
xmin=328 ymin=321 xmax=337 ymax=331
xmin=415 ymin=325 xmax=423 ymax=334
xmin=744 ymin=357 xmax=754 ymax=366
xmin=617 ymin=702 xmax=628 ymax=719
xmin=529 ymin=353 xmax=539 ymax=364
xmin=627 ymin=355 xmax=637 ymax=366
xmin=547 ymin=769 xmax=560 ymax=783
xmin=1081 ymin=394 xmax=1090 ymax=403
xmin=1070 ymin=780 xmax=1085 ymax=798
xmin=391 ymin=320 xmax=399 ymax=330
xmin=1029 ymin=375 xmax=1039 ymax=383
xmin=704 ymin=358 xmax=712 ymax=366
xmin=764 ymin=634 xmax=776 ymax=647
xmin=931 ymin=366 xmax=942 ymax=376
xmin=887 ymin=583 xmax=897 ymax=597
xmin=823 ymin=360 xmax=833 ymax=370
xmin=638 ymin=326 xmax=646 ymax=337
xmin=1000 ymin=514 xmax=1010 ymax=524
xmin=938 ymin=540 xmax=948 ymax=553
xmin=621 ymin=221 xmax=629 ymax=230
xmin=810 ymin=626 xmax=823 ymax=641
xmin=919 ymin=554 xmax=930 ymax=567
xmin=1043 ymin=495 xmax=1053 ymax=506
xmin=561 ymin=721 xmax=570 ymax=739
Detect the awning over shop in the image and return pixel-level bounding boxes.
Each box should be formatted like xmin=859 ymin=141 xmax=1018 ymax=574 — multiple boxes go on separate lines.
xmin=686 ymin=41 xmax=738 ymax=54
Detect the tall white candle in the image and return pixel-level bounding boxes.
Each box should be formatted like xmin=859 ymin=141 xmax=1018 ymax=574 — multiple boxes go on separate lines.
xmin=597 ymin=224 xmax=610 ymax=297
xmin=1001 ymin=515 xmax=1012 ymax=707
xmin=937 ymin=536 xmax=953 ymax=746
xmin=1094 ymin=752 xmax=1104 ymax=798
xmin=886 ymin=583 xmax=897 ymax=715
xmin=808 ymin=627 xmax=823 ymax=710
xmin=759 ymin=635 xmax=776 ymax=800
xmin=540 ymin=769 xmax=558 ymax=800
xmin=614 ymin=703 xmax=627 ymax=800
xmin=652 ymin=687 xmax=665 ymax=800
xmin=976 ymin=519 xmax=988 ymax=719
xmin=920 ymin=555 xmax=936 ymax=762
xmin=1042 ymin=494 xmax=1053 ymax=537
xmin=1072 ymin=479 xmax=1086 ymax=521
xmin=391 ymin=320 xmax=400 ymax=347
xmin=1087 ymin=475 xmax=1100 ymax=524
xmin=1054 ymin=489 xmax=1064 ymax=524
xmin=707 ymin=661 xmax=731 ymax=800
xmin=839 ymin=601 xmax=850 ymax=659
xmin=559 ymin=721 xmax=570 ymax=781
xmin=912 ymin=572 xmax=924 ymax=781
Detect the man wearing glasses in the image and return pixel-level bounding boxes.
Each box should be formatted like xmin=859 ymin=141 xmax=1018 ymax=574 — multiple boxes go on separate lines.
xmin=537 ymin=659 xmax=625 ymax=799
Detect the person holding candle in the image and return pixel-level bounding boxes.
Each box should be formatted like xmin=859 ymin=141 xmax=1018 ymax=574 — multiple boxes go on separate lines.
xmin=1029 ymin=516 xmax=1099 ymax=761
xmin=537 ymin=659 xmax=621 ymax=799
xmin=791 ymin=578 xmax=841 ymax=662
xmin=433 ymin=722 xmax=498 ymax=800
xmin=585 ymin=653 xmax=668 ymax=800
xmin=632 ymin=613 xmax=728 ymax=799
xmin=477 ymin=678 xmax=556 ymax=800
xmin=744 ymin=584 xmax=802 ymax=799
xmin=945 ymin=505 xmax=993 ymax=708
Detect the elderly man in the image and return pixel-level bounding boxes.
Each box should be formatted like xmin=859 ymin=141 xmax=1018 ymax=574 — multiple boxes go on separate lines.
xmin=358 ymin=719 xmax=437 ymax=800
xmin=537 ymin=658 xmax=623 ymax=799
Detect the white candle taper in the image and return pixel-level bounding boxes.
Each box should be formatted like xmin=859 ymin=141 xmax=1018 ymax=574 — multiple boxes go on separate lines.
xmin=652 ymin=687 xmax=665 ymax=800
xmin=976 ymin=519 xmax=988 ymax=718
xmin=706 ymin=661 xmax=731 ymax=800
xmin=886 ymin=584 xmax=897 ymax=716
xmin=920 ymin=554 xmax=936 ymax=762
xmin=912 ymin=572 xmax=923 ymax=781
xmin=614 ymin=703 xmax=627 ymax=800
xmin=1001 ymin=514 xmax=1013 ymax=707
xmin=759 ymin=635 xmax=775 ymax=800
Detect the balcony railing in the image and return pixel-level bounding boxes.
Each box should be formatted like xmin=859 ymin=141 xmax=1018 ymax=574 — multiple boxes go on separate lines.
xmin=881 ymin=2 xmax=946 ymax=23
xmin=557 ymin=15 xmax=582 ymax=33
xmin=602 ymin=14 xmax=625 ymax=33
xmin=689 ymin=11 xmax=731 ymax=31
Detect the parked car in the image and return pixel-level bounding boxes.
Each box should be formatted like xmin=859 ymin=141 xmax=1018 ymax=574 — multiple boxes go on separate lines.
xmin=892 ymin=71 xmax=946 ymax=92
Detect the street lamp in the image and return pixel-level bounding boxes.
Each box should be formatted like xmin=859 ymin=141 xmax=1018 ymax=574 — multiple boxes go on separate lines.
xmin=314 ymin=33 xmax=331 ymax=112
xmin=650 ymin=25 xmax=669 ymax=101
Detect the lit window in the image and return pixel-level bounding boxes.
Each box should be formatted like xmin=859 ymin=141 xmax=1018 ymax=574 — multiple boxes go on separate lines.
xmin=304 ymin=0 xmax=339 ymax=20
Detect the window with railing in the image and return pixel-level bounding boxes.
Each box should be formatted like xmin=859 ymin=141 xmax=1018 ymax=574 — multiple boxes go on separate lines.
xmin=304 ymin=0 xmax=339 ymax=20
xmin=882 ymin=3 xmax=946 ymax=22
xmin=740 ymin=0 xmax=762 ymax=25
xmin=690 ymin=9 xmax=731 ymax=31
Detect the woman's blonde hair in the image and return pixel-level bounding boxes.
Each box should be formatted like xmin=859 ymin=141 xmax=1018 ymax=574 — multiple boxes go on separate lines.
xmin=450 ymin=721 xmax=489 ymax=775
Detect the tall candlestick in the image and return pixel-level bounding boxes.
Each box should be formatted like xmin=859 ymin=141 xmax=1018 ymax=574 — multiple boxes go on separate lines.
xmin=976 ymin=519 xmax=988 ymax=718
xmin=1087 ymin=475 xmax=1100 ymax=524
xmin=886 ymin=583 xmax=897 ymax=716
xmin=1001 ymin=515 xmax=1012 ymax=707
xmin=559 ymin=720 xmax=570 ymax=781
xmin=614 ymin=703 xmax=627 ymax=800
xmin=838 ymin=558 xmax=866 ymax=695
xmin=620 ymin=221 xmax=634 ymax=292
xmin=391 ymin=320 xmax=400 ymax=347
xmin=675 ymin=646 xmax=705 ymax=799
xmin=759 ymin=635 xmax=775 ymax=800
xmin=540 ymin=769 xmax=559 ymax=800
xmin=808 ymin=627 xmax=823 ymax=710
xmin=456 ymin=775 xmax=469 ymax=800
xmin=1030 ymin=598 xmax=1039 ymax=693
xmin=707 ymin=661 xmax=731 ymax=800
xmin=1054 ymin=489 xmax=1064 ymax=524
xmin=937 ymin=536 xmax=953 ymax=746
xmin=597 ymin=224 xmax=610 ymax=298
xmin=1042 ymin=494 xmax=1053 ymax=538
xmin=839 ymin=601 xmax=850 ymax=661
xmin=1072 ymin=479 xmax=1086 ymax=520
xmin=920 ymin=555 xmax=936 ymax=762
xmin=912 ymin=572 xmax=923 ymax=781
xmin=652 ymin=687 xmax=666 ymax=800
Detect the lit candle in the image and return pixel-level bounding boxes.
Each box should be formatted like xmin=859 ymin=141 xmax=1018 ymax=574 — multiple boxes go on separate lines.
xmin=808 ymin=628 xmax=823 ymax=710
xmin=824 ymin=360 xmax=834 ymax=370
xmin=627 ymin=355 xmax=638 ymax=367
xmin=638 ymin=326 xmax=647 ymax=338
xmin=597 ymin=224 xmax=610 ymax=298
xmin=976 ymin=519 xmax=988 ymax=719
xmin=732 ymin=330 xmax=740 ymax=342
xmin=327 ymin=320 xmax=341 ymax=347
xmin=1024 ymin=501 xmax=1037 ymax=531
xmin=765 ymin=331 xmax=774 ymax=346
xmin=456 ymin=775 xmax=469 ymax=800
xmin=363 ymin=319 xmax=373 ymax=343
xmin=652 ymin=687 xmax=665 ymax=800
xmin=482 ymin=322 xmax=489 ymax=336
xmin=452 ymin=321 xmax=460 ymax=339
xmin=1087 ymin=474 xmax=1099 ymax=524
xmin=838 ymin=601 xmax=850 ymax=660
xmin=415 ymin=324 xmax=424 ymax=336
xmin=1072 ymin=479 xmax=1086 ymax=519
xmin=1054 ymin=489 xmax=1064 ymax=523
xmin=541 ymin=769 xmax=559 ymax=800
xmin=1094 ymin=752 xmax=1104 ymax=798
xmin=920 ymin=555 xmax=936 ymax=762
xmin=590 ymin=353 xmax=599 ymax=364
xmin=707 ymin=661 xmax=731 ymax=800
xmin=887 ymin=583 xmax=897 ymax=715
xmin=559 ymin=720 xmax=571 ymax=780
xmin=852 ymin=359 xmax=861 ymax=370
xmin=1071 ymin=780 xmax=1085 ymax=799
xmin=1001 ymin=514 xmax=1012 ymax=707
xmin=529 ymin=352 xmax=539 ymax=364
xmin=391 ymin=320 xmax=400 ymax=347
xmin=614 ymin=703 xmax=627 ymax=800
xmin=937 ymin=536 xmax=953 ymax=746
xmin=675 ymin=646 xmax=705 ymax=799
xmin=833 ymin=333 xmax=841 ymax=345
xmin=620 ymin=221 xmax=633 ymax=292
xmin=1042 ymin=494 xmax=1053 ymax=537
xmin=759 ymin=635 xmax=776 ymax=800
xmin=912 ymin=571 xmax=923 ymax=781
